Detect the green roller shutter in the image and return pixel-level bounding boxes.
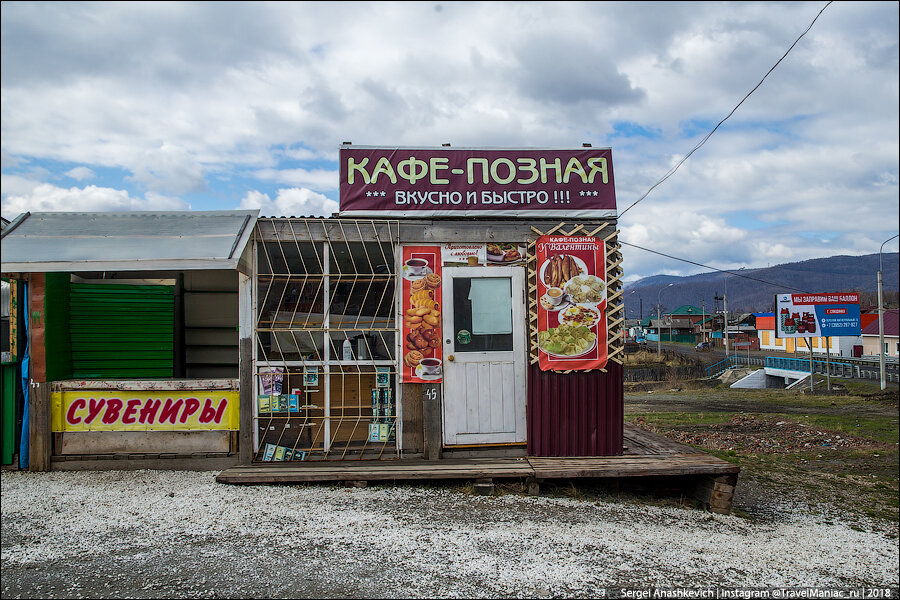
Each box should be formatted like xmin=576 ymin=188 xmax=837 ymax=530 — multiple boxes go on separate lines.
xmin=69 ymin=283 xmax=174 ymax=378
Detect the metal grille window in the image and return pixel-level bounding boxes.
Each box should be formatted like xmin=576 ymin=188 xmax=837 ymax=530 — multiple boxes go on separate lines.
xmin=253 ymin=219 xmax=400 ymax=461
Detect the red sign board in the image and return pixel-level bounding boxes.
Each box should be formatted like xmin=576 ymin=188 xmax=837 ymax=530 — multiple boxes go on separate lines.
xmin=339 ymin=147 xmax=616 ymax=218
xmin=536 ymin=236 xmax=608 ymax=371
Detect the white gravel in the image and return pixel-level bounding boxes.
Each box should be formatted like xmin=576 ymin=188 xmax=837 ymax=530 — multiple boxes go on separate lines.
xmin=2 ymin=469 xmax=898 ymax=598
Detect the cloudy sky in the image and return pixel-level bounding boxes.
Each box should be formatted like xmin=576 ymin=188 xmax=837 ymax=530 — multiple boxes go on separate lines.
xmin=2 ymin=1 xmax=897 ymax=281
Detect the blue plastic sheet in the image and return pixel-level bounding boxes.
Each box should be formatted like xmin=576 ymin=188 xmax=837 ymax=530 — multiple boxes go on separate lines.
xmin=19 ymin=282 xmax=29 ymax=470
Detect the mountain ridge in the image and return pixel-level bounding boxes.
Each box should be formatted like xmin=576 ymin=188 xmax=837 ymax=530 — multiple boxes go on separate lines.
xmin=622 ymin=252 xmax=899 ymax=319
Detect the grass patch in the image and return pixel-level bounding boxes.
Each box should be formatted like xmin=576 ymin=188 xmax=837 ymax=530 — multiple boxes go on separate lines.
xmin=625 ymin=386 xmax=900 ymax=531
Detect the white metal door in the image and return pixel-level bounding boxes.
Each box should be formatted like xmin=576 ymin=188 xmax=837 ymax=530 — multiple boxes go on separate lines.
xmin=440 ymin=267 xmax=526 ymax=445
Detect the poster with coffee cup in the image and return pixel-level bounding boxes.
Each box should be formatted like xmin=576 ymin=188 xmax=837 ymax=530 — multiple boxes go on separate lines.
xmin=536 ymin=236 xmax=608 ymax=371
xmin=401 ymin=246 xmax=443 ymax=383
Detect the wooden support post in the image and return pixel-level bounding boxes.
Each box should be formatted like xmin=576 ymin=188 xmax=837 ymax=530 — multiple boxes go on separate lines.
xmin=238 ymin=272 xmax=253 ymax=465
xmin=29 ymin=382 xmax=51 ymax=472
xmin=400 ymin=383 xmax=424 ymax=454
xmin=238 ymin=337 xmax=253 ymax=465
xmin=422 ymin=383 xmax=442 ymax=461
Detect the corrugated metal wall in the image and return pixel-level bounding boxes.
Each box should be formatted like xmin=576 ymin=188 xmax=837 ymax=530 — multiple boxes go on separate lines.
xmin=526 ymin=361 xmax=623 ymax=456
xmin=70 ymin=283 xmax=174 ymax=378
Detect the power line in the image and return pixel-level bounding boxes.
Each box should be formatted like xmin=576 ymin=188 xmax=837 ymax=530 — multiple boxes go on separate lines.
xmin=619 ymin=1 xmax=833 ymax=218
xmin=620 ymin=240 xmax=814 ymax=294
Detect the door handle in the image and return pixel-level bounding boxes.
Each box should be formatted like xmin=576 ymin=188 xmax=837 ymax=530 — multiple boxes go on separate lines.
xmin=447 ymin=355 xmax=454 ymax=361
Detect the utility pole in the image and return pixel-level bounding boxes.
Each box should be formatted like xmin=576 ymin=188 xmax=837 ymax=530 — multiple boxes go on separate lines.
xmin=878 ymin=234 xmax=898 ymax=390
xmin=714 ymin=292 xmax=728 ymax=357
xmin=700 ymin=298 xmax=706 ymax=344
xmin=657 ymin=283 xmax=673 ymax=355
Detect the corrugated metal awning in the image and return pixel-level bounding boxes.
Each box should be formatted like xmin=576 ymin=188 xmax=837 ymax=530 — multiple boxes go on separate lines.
xmin=0 ymin=210 xmax=258 ymax=272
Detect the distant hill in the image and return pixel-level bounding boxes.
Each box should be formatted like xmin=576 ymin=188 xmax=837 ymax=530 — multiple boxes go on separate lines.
xmin=622 ymin=253 xmax=899 ymax=320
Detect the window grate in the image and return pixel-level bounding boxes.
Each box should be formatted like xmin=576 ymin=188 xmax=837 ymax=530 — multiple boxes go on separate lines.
xmin=252 ymin=218 xmax=401 ymax=462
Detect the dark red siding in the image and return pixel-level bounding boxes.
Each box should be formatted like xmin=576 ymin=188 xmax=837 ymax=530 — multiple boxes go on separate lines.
xmin=527 ymin=362 xmax=623 ymax=456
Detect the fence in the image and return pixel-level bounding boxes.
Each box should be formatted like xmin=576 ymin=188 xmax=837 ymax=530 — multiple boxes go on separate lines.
xmin=765 ymin=356 xmax=899 ymax=383
xmin=704 ymin=355 xmax=764 ymax=378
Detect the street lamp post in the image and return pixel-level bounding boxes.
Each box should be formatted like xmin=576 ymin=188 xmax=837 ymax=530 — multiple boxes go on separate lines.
xmin=657 ymin=283 xmax=673 ymax=354
xmin=724 ymin=277 xmax=729 ymax=359
xmin=699 ymin=297 xmax=705 ymax=344
xmin=878 ymin=234 xmax=899 ymax=390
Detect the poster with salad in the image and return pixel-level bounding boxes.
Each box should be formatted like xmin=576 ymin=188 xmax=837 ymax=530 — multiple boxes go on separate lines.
xmin=536 ymin=236 xmax=607 ymax=371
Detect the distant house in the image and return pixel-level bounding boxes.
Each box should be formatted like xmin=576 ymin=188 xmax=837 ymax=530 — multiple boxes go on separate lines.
xmin=861 ymin=309 xmax=899 ymax=358
xmin=644 ymin=318 xmax=696 ymax=343
xmin=662 ymin=304 xmax=708 ymax=324
xmin=756 ymin=312 xmax=860 ymax=357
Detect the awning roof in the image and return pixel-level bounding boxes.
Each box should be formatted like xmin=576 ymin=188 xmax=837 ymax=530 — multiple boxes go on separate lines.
xmin=1 ymin=210 xmax=259 ymax=273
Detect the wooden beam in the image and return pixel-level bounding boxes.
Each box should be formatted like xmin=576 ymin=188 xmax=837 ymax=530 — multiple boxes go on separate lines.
xmin=29 ymin=382 xmax=51 ymax=472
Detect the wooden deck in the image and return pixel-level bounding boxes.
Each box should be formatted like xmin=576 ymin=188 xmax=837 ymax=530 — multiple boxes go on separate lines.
xmin=216 ymin=424 xmax=741 ymax=513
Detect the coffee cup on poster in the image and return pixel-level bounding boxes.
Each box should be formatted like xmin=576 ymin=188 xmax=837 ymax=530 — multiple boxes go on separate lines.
xmin=546 ymin=287 xmax=564 ymax=306
xmin=405 ymin=258 xmax=429 ymax=276
xmin=419 ymin=358 xmax=442 ymax=376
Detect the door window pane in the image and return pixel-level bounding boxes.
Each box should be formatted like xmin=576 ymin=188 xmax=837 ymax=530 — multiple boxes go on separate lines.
xmin=469 ymin=278 xmax=513 ymax=335
xmin=452 ymin=277 xmax=513 ymax=352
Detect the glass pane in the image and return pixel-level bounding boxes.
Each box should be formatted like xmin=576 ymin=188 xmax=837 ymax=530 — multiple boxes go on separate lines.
xmin=258 ymin=241 xmax=323 ymax=276
xmin=330 ymin=242 xmax=394 ymax=275
xmin=452 ymin=277 xmax=513 ymax=353
xmin=329 ymin=277 xmax=395 ymax=330
xmin=329 ymin=330 xmax=396 ymax=361
xmin=468 ymin=278 xmax=512 ymax=335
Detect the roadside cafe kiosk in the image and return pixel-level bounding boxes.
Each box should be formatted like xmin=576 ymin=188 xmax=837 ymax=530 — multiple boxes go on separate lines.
xmin=249 ymin=145 xmax=626 ymax=464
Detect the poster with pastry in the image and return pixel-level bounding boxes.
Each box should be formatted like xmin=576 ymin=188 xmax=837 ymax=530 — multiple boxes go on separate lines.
xmin=401 ymin=246 xmax=443 ymax=383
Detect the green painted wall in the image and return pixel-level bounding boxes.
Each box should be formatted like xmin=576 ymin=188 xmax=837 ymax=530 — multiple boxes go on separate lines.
xmin=43 ymin=272 xmax=73 ymax=382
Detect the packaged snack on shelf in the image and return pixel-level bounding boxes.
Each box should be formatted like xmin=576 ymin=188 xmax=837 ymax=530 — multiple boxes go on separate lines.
xmin=262 ymin=443 xmax=276 ymax=461
xmin=382 ymin=388 xmax=394 ymax=419
xmin=379 ymin=423 xmax=390 ymax=442
xmin=288 ymin=394 xmax=300 ymax=413
xmin=258 ymin=395 xmax=271 ymax=414
xmin=273 ymin=446 xmax=287 ymax=461
xmin=376 ymin=367 xmax=391 ymax=388
xmin=371 ymin=388 xmax=380 ymax=422
xmin=369 ymin=423 xmax=381 ymax=442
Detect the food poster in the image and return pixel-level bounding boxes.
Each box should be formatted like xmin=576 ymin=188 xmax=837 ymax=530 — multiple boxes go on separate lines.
xmin=774 ymin=293 xmax=861 ymax=338
xmin=485 ymin=243 xmax=526 ymax=265
xmin=536 ymin=236 xmax=608 ymax=371
xmin=440 ymin=243 xmax=526 ymax=266
xmin=401 ymin=246 xmax=443 ymax=382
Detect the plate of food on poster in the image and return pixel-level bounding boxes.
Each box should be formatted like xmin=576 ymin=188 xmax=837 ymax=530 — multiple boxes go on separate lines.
xmin=558 ymin=304 xmax=601 ymax=328
xmin=563 ymin=274 xmax=606 ymax=306
xmin=540 ymin=254 xmax=587 ymax=288
xmin=486 ymin=243 xmax=526 ymax=263
xmin=537 ymin=324 xmax=597 ymax=358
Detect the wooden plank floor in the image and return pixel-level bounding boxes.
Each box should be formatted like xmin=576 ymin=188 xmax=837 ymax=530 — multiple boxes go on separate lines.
xmin=216 ymin=424 xmax=739 ymax=485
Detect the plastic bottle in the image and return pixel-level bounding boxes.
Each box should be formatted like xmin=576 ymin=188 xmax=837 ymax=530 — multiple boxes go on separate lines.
xmin=342 ymin=339 xmax=353 ymax=361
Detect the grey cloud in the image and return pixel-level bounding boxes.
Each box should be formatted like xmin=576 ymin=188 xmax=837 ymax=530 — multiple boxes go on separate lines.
xmin=1 ymin=2 xmax=301 ymax=88
xmin=512 ymin=36 xmax=645 ymax=107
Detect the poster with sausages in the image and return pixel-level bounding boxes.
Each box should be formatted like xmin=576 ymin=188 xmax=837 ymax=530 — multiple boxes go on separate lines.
xmin=536 ymin=236 xmax=607 ymax=371
xmin=401 ymin=246 xmax=443 ymax=383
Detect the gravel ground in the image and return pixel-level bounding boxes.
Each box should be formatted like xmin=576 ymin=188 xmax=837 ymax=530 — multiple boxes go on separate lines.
xmin=2 ymin=469 xmax=898 ymax=598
